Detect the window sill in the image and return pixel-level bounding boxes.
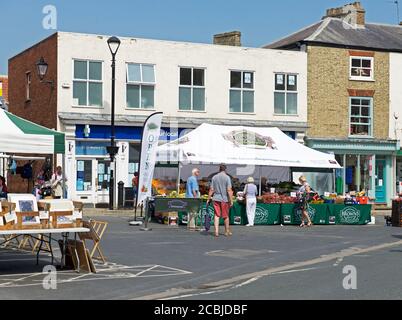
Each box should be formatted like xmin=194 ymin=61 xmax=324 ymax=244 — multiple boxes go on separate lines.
xmin=273 ymin=113 xmax=299 ymax=117
xmin=72 ymin=105 xmax=104 ymax=109
xmin=178 ymin=110 xmax=207 ymax=113
xmin=349 ymin=77 xmax=375 ymax=82
xmin=228 ymin=112 xmax=256 ymax=115
xmin=348 ymin=135 xmax=374 ymax=139
xmin=125 ymin=108 xmax=156 ymax=111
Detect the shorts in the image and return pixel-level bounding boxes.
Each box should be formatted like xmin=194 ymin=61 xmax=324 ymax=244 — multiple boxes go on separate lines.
xmin=213 ymin=201 xmax=230 ymax=219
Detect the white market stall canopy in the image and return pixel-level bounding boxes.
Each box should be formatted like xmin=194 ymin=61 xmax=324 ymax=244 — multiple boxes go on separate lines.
xmin=157 ymin=123 xmax=340 ymax=169
xmin=0 ymin=108 xmax=65 ymax=154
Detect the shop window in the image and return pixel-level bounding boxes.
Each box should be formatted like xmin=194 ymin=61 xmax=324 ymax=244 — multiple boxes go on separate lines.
xmin=179 ymin=67 xmax=205 ymax=111
xmin=350 ymin=97 xmax=372 ymax=136
xmin=128 ymin=144 xmax=141 ymax=183
xmin=230 ymin=71 xmax=254 ymax=113
xmin=73 ymin=60 xmax=103 ymax=107
xmin=76 ymin=160 xmax=92 ymax=192
xmin=126 ymin=63 xmax=155 ymax=109
xmin=274 ymin=74 xmax=298 ymax=115
xmin=350 ymin=57 xmax=374 ymax=81
xmin=360 ymin=155 xmax=373 ymax=194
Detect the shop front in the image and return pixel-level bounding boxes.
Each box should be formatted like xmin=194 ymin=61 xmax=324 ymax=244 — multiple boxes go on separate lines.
xmin=65 ymin=124 xmax=190 ymax=205
xmin=306 ymin=138 xmax=399 ymax=206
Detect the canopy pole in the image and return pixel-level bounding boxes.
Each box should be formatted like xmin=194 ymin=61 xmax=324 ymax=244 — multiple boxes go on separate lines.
xmin=259 ymin=166 xmax=262 ymax=196
xmin=62 ymin=155 xmax=66 ymax=199
xmin=177 ymin=164 xmax=181 ymax=194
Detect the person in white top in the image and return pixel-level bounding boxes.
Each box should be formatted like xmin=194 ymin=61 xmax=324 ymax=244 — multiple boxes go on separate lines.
xmin=51 ymin=166 xmax=66 ymax=199
xmin=243 ymin=177 xmax=258 ymax=227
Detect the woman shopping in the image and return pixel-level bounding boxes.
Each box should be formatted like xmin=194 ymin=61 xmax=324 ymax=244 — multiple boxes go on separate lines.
xmin=297 ymin=176 xmax=313 ymax=227
xmin=243 ymin=177 xmax=258 ymax=227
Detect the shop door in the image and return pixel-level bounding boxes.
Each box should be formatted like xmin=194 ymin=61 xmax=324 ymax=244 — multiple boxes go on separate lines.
xmin=76 ymin=159 xmax=96 ymax=203
xmin=375 ymin=160 xmax=386 ymax=203
xmin=96 ymin=160 xmax=111 ymax=203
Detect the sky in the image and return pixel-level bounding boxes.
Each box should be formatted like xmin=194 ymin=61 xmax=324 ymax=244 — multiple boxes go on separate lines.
xmin=0 ymin=0 xmax=400 ymax=74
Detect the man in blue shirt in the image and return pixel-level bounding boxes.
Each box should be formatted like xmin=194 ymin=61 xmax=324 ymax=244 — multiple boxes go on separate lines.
xmin=186 ymin=168 xmax=200 ymax=230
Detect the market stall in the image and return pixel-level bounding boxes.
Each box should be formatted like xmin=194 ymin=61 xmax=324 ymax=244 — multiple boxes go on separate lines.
xmin=154 ymin=124 xmax=372 ymax=226
xmin=0 ymin=108 xmax=66 ymax=197
xmin=0 ymin=108 xmax=65 ymax=154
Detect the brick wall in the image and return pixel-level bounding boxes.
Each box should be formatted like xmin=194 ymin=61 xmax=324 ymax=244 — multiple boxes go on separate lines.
xmin=8 ymin=33 xmax=58 ymax=129
xmin=7 ymin=33 xmax=58 ymax=192
xmin=307 ymin=45 xmax=390 ymax=139
xmin=0 ymin=76 xmax=8 ymax=103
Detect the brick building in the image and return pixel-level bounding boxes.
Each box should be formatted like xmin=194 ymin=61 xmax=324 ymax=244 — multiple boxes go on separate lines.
xmin=265 ymin=2 xmax=402 ymax=206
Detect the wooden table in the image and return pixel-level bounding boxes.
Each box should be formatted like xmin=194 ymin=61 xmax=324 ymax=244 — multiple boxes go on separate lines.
xmin=0 ymin=228 xmax=90 ymax=269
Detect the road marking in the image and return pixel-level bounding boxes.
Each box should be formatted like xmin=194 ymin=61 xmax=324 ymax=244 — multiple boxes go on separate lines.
xmin=271 ymin=267 xmax=319 ymax=275
xmin=134 ymin=239 xmax=402 ymax=300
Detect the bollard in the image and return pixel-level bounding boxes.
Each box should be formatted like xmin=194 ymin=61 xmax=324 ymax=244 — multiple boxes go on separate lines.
xmin=118 ymin=181 xmax=124 ymax=209
xmin=140 ymin=197 xmax=152 ymax=231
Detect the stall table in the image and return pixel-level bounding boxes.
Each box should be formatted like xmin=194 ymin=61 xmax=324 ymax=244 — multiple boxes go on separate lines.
xmin=176 ymin=201 xmax=372 ymax=226
xmin=0 ymin=227 xmax=90 ymax=269
xmin=328 ymin=204 xmax=372 ymax=225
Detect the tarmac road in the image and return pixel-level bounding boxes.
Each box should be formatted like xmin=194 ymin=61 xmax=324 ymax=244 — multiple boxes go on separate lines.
xmin=0 ymin=215 xmax=401 ymax=300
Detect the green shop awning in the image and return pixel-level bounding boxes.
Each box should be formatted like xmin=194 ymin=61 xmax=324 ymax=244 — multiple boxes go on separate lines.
xmin=0 ymin=108 xmax=65 ymax=154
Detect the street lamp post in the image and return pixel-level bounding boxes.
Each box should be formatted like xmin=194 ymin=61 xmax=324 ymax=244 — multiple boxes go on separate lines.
xmin=107 ymin=36 xmax=121 ymax=210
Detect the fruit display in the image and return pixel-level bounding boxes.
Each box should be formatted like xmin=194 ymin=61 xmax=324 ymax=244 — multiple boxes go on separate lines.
xmin=260 ymin=193 xmax=297 ymax=204
xmin=266 ymin=181 xmax=299 ymax=194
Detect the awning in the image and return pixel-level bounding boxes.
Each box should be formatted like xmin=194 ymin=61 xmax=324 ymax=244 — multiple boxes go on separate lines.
xmin=157 ymin=123 xmax=341 ymax=169
xmin=0 ymin=109 xmax=65 ymax=154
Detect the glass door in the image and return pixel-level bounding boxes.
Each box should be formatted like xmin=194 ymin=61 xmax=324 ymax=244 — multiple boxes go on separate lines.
xmin=96 ymin=160 xmax=111 ymax=203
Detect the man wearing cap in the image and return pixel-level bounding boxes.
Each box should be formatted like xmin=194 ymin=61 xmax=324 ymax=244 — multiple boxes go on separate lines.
xmin=207 ymin=164 xmax=233 ymax=237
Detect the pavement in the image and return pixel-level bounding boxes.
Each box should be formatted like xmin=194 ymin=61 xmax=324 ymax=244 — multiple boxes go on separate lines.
xmin=1 ymin=212 xmax=402 ymax=300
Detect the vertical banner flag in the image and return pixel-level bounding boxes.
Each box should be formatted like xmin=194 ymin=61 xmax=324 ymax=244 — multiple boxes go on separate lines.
xmin=136 ymin=112 xmax=163 ymax=206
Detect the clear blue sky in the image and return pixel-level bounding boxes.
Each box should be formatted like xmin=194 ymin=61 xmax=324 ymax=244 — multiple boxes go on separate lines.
xmin=1 ymin=0 xmax=400 ymax=74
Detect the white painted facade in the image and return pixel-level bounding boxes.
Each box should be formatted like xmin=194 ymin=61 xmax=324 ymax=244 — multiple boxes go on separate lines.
xmin=57 ymin=32 xmax=307 ymax=126
xmin=389 ymin=53 xmax=402 ymax=141
xmin=54 ymin=32 xmax=308 ymax=204
xmin=390 ymin=53 xmax=402 ymax=195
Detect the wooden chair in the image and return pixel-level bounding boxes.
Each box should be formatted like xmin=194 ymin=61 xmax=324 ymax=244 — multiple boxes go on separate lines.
xmin=1 ymin=202 xmax=19 ymax=248
xmin=79 ymin=220 xmax=108 ymax=264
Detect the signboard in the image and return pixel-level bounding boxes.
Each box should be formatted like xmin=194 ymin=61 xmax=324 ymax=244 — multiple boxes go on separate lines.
xmin=137 ymin=112 xmax=163 ymax=206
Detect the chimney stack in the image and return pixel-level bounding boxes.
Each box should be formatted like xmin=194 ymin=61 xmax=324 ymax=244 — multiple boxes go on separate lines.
xmin=323 ymin=2 xmax=366 ymax=27
xmin=213 ymin=31 xmax=241 ymax=47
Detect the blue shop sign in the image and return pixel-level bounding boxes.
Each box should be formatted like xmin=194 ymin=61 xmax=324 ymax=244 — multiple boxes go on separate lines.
xmin=76 ymin=125 xmax=188 ymax=141
xmin=76 ymin=141 xmax=109 ymax=156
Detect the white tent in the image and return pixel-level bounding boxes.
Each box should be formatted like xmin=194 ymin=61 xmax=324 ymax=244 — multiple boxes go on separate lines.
xmin=157 ymin=123 xmax=340 ymax=169
xmin=0 ymin=108 xmax=65 ymax=154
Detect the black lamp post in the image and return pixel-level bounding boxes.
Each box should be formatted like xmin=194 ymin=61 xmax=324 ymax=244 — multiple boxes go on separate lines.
xmin=107 ymin=36 xmax=121 ymax=210
xmin=36 ymin=57 xmax=54 ymax=87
